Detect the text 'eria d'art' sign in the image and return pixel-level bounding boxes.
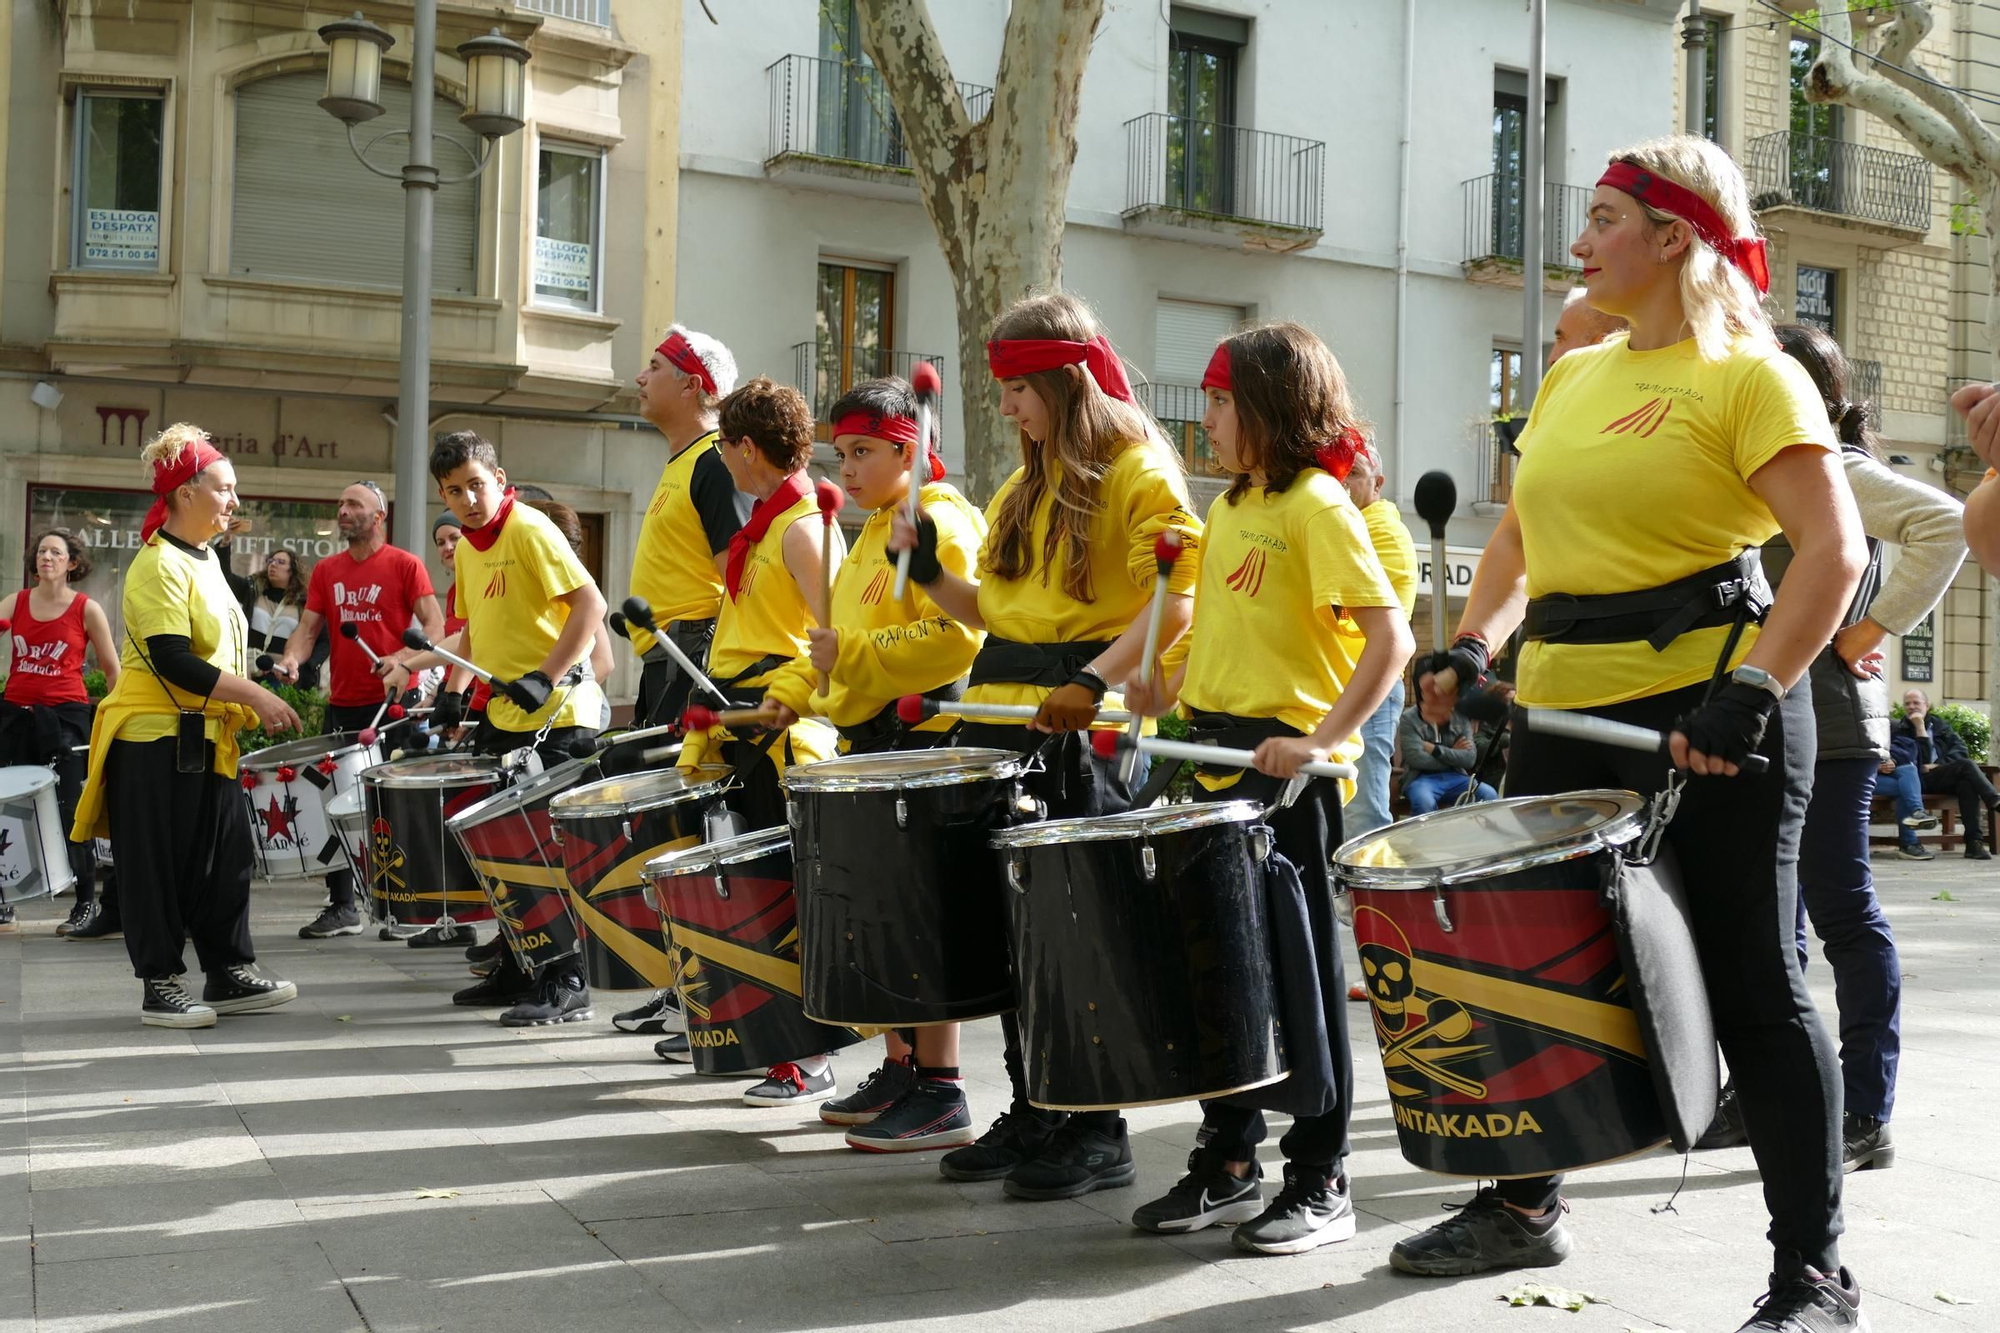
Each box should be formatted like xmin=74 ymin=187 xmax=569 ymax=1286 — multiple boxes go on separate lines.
xmin=93 ymin=407 xmax=343 ymax=464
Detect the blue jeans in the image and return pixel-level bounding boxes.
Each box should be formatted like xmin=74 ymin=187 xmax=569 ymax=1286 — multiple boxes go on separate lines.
xmin=1404 ymin=770 xmax=1497 ymax=814
xmin=1346 ymin=679 xmax=1402 ymax=838
xmin=1882 ymin=763 xmax=1925 ymax=846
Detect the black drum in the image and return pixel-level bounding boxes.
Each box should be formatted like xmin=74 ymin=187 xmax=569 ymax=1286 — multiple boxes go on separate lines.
xmin=786 ymin=748 xmax=1025 ymax=1027
xmin=992 ymin=802 xmax=1287 ymax=1111
xmin=359 ymin=757 xmax=502 ymax=927
xmin=643 ymin=826 xmax=864 ymax=1074
xmin=448 ymin=759 xmax=597 ymax=976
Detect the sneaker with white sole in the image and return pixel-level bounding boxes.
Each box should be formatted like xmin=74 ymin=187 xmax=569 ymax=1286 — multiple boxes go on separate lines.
xmin=1737 ymin=1253 xmax=1871 ymax=1331
xmin=1902 ymin=810 xmax=1940 ymax=831
xmin=1389 ymin=1186 xmax=1572 ymax=1276
xmin=141 ymin=977 xmax=216 ymax=1029
xmin=498 ymin=968 xmax=592 ymax=1027
xmin=844 ymin=1078 xmax=974 ymax=1152
xmin=1131 ymin=1148 xmax=1264 ymax=1234
xmin=613 ymin=989 xmax=686 ymax=1035
xmin=655 ymin=1032 xmax=693 ymax=1063
xmin=203 ymin=965 xmax=298 ymax=1015
xmin=1232 ymin=1164 xmax=1356 ymax=1255
xmin=1896 ymin=842 xmax=1936 ymax=861
xmin=298 ymin=905 xmax=363 ymax=939
xmin=742 ymin=1060 xmax=836 ymax=1107
xmin=819 ymin=1056 xmax=915 ymax=1126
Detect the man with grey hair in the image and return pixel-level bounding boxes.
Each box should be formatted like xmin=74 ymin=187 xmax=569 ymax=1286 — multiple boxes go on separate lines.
xmin=1548 ymin=287 xmax=1627 ymax=368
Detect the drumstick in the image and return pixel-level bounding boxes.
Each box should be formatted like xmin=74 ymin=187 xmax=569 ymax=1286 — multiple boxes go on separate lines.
xmin=1521 ymin=707 xmax=1771 ymax=775
xmin=621 ymin=597 xmax=730 ymax=707
xmin=682 ymin=704 xmax=777 ymax=731
xmin=895 ymin=695 xmax=1136 ymax=727
xmin=1092 ymin=729 xmax=1357 ymax=782
xmin=338 ymin=621 xmax=384 ymax=666
xmin=1412 ymin=470 xmax=1459 ymax=692
xmin=400 ymin=626 xmax=504 ymax=687
xmin=815 ymin=480 xmax=845 ymax=696
xmin=1123 ymin=531 xmax=1184 ymax=785
xmin=893 ymin=361 xmax=941 ymax=601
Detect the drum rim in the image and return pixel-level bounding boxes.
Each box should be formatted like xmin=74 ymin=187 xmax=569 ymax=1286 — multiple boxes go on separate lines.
xmin=0 ymin=764 xmax=57 ymax=796
xmin=785 ymin=747 xmax=1025 ymax=793
xmin=548 ymin=766 xmax=731 ymax=819
xmin=990 ymin=799 xmax=1265 ymax=849
xmin=642 ymin=824 xmax=791 ymax=878
xmin=1331 ymin=788 xmax=1647 ymax=887
xmin=446 ymin=756 xmax=597 ymax=830
xmin=242 ymin=731 xmax=377 ymax=770
xmin=363 ymin=755 xmax=506 ymax=788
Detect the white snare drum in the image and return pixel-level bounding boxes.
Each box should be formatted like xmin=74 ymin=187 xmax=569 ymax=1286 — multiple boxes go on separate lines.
xmin=240 ymin=732 xmax=383 ymax=880
xmin=0 ymin=765 xmax=76 ymax=904
xmin=324 ymin=787 xmax=368 ymax=897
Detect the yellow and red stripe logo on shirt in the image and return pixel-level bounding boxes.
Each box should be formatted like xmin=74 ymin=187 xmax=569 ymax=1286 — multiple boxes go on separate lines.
xmin=1226 ymin=549 xmax=1268 ymax=597
xmin=860 ymin=567 xmax=890 ymax=606
xmin=1600 ymin=397 xmax=1673 ymax=437
xmin=484 ymin=568 xmax=508 ymax=599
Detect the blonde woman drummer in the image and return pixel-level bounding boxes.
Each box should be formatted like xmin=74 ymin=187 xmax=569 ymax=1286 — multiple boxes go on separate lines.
xmin=1399 ymin=136 xmax=1870 ymax=1333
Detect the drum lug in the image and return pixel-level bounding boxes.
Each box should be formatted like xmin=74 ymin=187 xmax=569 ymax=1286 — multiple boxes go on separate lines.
xmin=787 ymin=800 xmax=800 ymax=829
xmin=642 ymin=883 xmax=656 ymax=912
xmin=620 ymin=819 xmax=633 ymax=845
xmin=1249 ymin=825 xmax=1274 ymax=864
xmin=895 ymin=796 xmax=909 ymax=830
xmin=713 ymin=871 xmax=730 ymax=900
xmin=1431 ymin=886 xmax=1454 ymax=934
xmin=1006 ymin=856 xmax=1026 ymax=893
xmin=1140 ymin=843 xmax=1157 ymax=882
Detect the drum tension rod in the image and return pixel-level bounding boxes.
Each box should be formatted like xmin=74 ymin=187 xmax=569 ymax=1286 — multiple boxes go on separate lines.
xmin=1431 ymin=884 xmax=1454 ymax=934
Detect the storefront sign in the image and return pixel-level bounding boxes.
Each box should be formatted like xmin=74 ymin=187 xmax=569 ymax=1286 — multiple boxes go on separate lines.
xmin=1415 ymin=545 xmax=1486 ymax=597
xmin=86 ymin=403 xmax=343 ymax=464
xmin=83 ymin=208 xmax=159 ymax=265
xmin=534 ymin=236 xmax=593 ymax=293
xmin=1903 ymin=611 xmax=1935 ymax=683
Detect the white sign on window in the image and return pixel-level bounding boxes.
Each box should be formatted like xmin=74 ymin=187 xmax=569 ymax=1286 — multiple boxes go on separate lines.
xmin=84 ymin=208 xmax=159 ymax=264
xmin=534 ymin=235 xmax=592 ymax=294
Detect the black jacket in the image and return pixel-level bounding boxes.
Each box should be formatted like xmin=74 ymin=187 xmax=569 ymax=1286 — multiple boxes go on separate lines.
xmin=1891 ymin=713 xmax=1969 ymax=768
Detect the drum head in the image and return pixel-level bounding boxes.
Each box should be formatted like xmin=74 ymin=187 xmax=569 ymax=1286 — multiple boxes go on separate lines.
xmin=449 ymin=757 xmax=595 ymax=829
xmin=326 ymin=788 xmax=363 ymax=818
xmin=363 ymin=755 xmax=504 ymax=788
xmin=244 ymin=732 xmax=367 ymax=769
xmin=0 ymin=766 xmax=54 ymax=799
xmin=991 ymin=800 xmax=1263 ymax=850
xmin=787 ymin=748 xmax=1023 ymax=793
xmin=644 ymin=825 xmax=790 ymax=880
xmin=1334 ymin=791 xmax=1645 ymax=886
xmin=550 ymin=767 xmax=730 ymax=820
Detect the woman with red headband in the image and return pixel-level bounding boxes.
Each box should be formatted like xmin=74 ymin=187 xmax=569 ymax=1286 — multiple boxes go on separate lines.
xmin=891 ymin=291 xmax=1202 ymax=1202
xmin=71 ymin=424 xmax=303 ymax=1029
xmin=1123 ymin=322 xmax=1411 ymax=1253
xmin=760 ymin=374 xmax=987 ymax=1152
xmin=1398 ymin=136 xmax=1871 ymax=1333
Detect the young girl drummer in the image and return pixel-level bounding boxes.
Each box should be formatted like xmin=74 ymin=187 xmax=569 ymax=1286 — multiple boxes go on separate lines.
xmin=761 ymin=375 xmax=988 ymax=1153
xmin=892 ymin=291 xmax=1202 ymax=1201
xmin=1122 ymin=323 xmax=1410 ymax=1253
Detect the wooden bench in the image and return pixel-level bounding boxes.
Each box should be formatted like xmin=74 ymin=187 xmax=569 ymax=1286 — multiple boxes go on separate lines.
xmin=1868 ymin=764 xmax=2000 ymax=851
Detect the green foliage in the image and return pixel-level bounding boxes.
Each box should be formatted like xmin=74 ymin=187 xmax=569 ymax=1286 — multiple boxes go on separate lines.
xmin=1153 ymin=710 xmax=1197 ymax=803
xmin=1889 ymin=700 xmax=1991 ymax=763
xmin=240 ymin=684 xmax=328 ymax=754
xmin=1951 ymin=196 xmax=1984 ymax=238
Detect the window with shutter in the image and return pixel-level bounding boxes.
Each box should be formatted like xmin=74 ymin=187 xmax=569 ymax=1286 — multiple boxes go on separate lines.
xmin=232 ymin=72 xmax=479 ymax=293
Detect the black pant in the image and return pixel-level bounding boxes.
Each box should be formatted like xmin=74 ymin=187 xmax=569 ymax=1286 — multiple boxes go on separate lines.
xmin=108 ymin=736 xmax=257 ymax=980
xmin=1494 ymin=682 xmax=1843 ymax=1272
xmin=0 ymin=701 xmax=98 ymax=904
xmin=322 ymin=703 xmax=383 ymax=909
xmin=1918 ymin=757 xmax=1998 ymax=846
xmin=469 ymin=719 xmax=596 ymax=770
xmin=633 ymin=619 xmax=718 ymax=729
xmin=1197 ymin=770 xmax=1353 ymax=1172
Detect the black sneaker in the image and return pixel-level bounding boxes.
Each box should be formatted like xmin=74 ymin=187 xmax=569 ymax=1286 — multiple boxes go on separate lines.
xmin=56 ymin=898 xmax=93 ymax=936
xmin=409 ymin=923 xmax=476 ymax=948
xmin=1003 ymin=1117 xmax=1136 ymax=1200
xmin=68 ymin=900 xmax=123 ymax=940
xmin=655 ymin=1032 xmax=692 ymax=1063
xmin=939 ymin=1108 xmax=1065 ymax=1183
xmin=845 ymin=1079 xmax=975 ymax=1152
xmin=203 ymin=964 xmax=299 ymax=1014
xmin=742 ymin=1061 xmax=836 ymax=1107
xmin=466 ymin=935 xmax=505 ymax=963
xmin=1896 ymin=843 xmax=1936 ymax=861
xmin=1901 ymin=810 xmax=1940 ymax=831
xmin=141 ymin=977 xmax=216 ymax=1029
xmin=1233 ymin=1164 xmax=1356 ymax=1255
xmin=298 ymin=905 xmax=363 ymax=939
xmin=1388 ymin=1187 xmax=1573 ymax=1276
xmin=1843 ymin=1114 xmax=1894 ymax=1173
xmin=1131 ymin=1148 xmax=1264 ymax=1234
xmin=453 ymin=955 xmax=535 ymax=1007
xmin=1967 ymin=841 xmax=1993 ymax=861
xmin=0 ymin=905 xmax=16 ymax=934
xmin=498 ymin=969 xmax=592 ymax=1026
xmin=819 ymin=1056 xmax=916 ymax=1126
xmin=1696 ymin=1080 xmax=1749 ymax=1150
xmin=1737 ymin=1255 xmax=1870 ymax=1331
xmin=612 ymin=989 xmax=686 ymax=1035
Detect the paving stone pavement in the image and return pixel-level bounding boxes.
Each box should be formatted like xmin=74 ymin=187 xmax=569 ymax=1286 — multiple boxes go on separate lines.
xmin=1 ymin=853 xmax=1994 ymax=1333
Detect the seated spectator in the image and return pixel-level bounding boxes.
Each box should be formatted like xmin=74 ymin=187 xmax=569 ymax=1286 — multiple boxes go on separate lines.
xmin=1892 ymin=688 xmax=2000 ymax=860
xmin=1396 ymin=687 xmax=1497 ymax=815
xmin=1880 ymin=731 xmax=1939 ymax=861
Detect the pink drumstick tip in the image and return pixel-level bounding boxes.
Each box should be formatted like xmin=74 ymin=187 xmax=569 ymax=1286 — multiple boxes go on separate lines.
xmin=1089 ymin=729 xmax=1121 ymax=762
xmin=910 ymin=361 xmax=941 ymax=398
xmin=682 ymin=705 xmax=720 ymax=731
xmin=358 ymin=728 xmax=378 ymax=747
xmin=815 ymin=478 xmax=845 ymax=519
xmin=1154 ymin=530 xmax=1184 ymax=566
xmin=894 ymin=694 xmax=929 ymax=726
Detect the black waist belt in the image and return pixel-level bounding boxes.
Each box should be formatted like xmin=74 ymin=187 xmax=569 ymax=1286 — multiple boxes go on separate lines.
xmin=1522 ymin=553 xmax=1770 ymax=652
xmin=967 ymin=637 xmax=1117 ymax=690
xmin=837 ymin=675 xmax=967 ymax=750
xmin=716 ymin=654 xmax=791 ymax=710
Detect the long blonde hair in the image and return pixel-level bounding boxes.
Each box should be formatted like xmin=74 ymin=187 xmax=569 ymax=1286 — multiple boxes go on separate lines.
xmin=1609 ymin=135 xmax=1771 ymax=361
xmin=984 ymin=293 xmax=1166 ymax=601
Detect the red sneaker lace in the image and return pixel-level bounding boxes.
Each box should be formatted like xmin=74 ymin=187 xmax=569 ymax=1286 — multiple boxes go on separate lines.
xmin=768 ymin=1062 xmax=805 ymax=1091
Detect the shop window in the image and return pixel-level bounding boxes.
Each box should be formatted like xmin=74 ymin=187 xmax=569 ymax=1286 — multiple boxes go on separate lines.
xmin=71 ymin=92 xmax=164 ymax=271
xmin=533 ymin=144 xmax=602 ymax=311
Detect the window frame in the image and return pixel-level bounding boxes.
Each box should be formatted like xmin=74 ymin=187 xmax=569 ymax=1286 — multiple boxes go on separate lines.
xmin=812 ymin=257 xmax=899 ymax=423
xmin=530 ymin=140 xmax=606 ymax=315
xmin=69 ymin=89 xmax=167 ymax=273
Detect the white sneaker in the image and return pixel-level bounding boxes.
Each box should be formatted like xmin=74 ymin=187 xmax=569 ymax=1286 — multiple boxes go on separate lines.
xmin=613 ymin=988 xmax=686 ymax=1035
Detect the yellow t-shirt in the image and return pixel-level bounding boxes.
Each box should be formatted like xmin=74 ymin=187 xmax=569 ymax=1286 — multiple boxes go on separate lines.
xmin=707 ymin=489 xmax=830 ymax=685
xmin=452 ymin=501 xmax=602 ymax=732
xmin=1512 ymin=333 xmax=1837 ymax=708
xmin=1181 ymin=473 xmax=1399 ymax=752
xmin=628 ymin=431 xmax=741 ymax=654
xmin=1361 ymin=499 xmax=1419 ymax=615
xmin=763 ymin=481 xmax=987 ymax=729
xmin=969 ymin=442 xmax=1202 ymax=714
xmin=111 ymin=534 xmax=249 ymax=744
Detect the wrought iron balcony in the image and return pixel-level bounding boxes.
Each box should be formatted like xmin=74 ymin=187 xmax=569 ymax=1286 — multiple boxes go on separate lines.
xmin=517 ymin=0 xmax=609 ymax=25
xmin=793 ymin=341 xmax=947 ymax=426
xmin=1745 ymin=132 xmax=1930 ymax=232
xmin=768 ymin=56 xmax=992 ymax=175
xmin=1463 ymin=174 xmax=1591 ymax=273
xmin=1476 ymin=418 xmax=1522 ymax=506
xmin=1123 ymin=114 xmax=1325 ymax=237
xmin=1148 ymin=382 xmax=1227 ymax=477
xmin=1850 ymin=358 xmax=1883 ymax=428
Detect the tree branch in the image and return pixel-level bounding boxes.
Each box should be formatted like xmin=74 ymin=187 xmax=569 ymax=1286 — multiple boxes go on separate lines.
xmin=1810 ymin=1 xmax=1999 ymax=182
xmin=855 ymin=0 xmax=977 ymax=251
xmin=979 ymin=0 xmax=1105 ymax=289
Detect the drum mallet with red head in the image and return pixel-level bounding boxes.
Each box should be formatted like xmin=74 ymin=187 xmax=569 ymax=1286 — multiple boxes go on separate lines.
xmin=1092 ymin=728 xmax=1357 ymax=782
xmin=814 ymin=479 xmax=845 ymax=697
xmin=682 ymin=704 xmax=778 ymax=732
xmin=1519 ymin=707 xmax=1770 ymax=776
xmin=1412 ymin=470 xmax=1462 ymax=691
xmin=1123 ymin=530 xmax=1185 ymax=784
xmin=892 ymin=360 xmax=942 ymax=600
xmin=895 ymin=695 xmax=1137 ymax=728
xmin=622 ymin=596 xmax=730 ymax=707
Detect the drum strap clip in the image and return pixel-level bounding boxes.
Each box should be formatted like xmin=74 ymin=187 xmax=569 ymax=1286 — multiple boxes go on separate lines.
xmin=1633 ymin=770 xmax=1685 ymax=866
xmin=1431 ymin=886 xmax=1454 ymax=934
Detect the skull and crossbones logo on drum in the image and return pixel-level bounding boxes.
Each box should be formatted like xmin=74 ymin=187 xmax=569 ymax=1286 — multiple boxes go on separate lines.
xmin=369 ymin=817 xmax=405 ymax=890
xmin=1353 ymin=905 xmax=1490 ymax=1100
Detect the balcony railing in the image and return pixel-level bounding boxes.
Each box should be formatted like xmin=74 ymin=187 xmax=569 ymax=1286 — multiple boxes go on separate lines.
xmin=768 ymin=55 xmax=992 ymax=173
xmin=517 ymin=0 xmax=609 ymax=25
xmin=1477 ymin=418 xmax=1522 ymax=505
xmin=1149 ymin=382 xmax=1227 ymax=477
xmin=1464 ymin=175 xmax=1591 ymax=271
xmin=1850 ymin=358 xmax=1883 ymax=428
xmin=1745 ymin=132 xmax=1930 ymax=231
xmin=1124 ymin=114 xmax=1325 ymax=234
xmin=793 ymin=342 xmax=947 ymax=426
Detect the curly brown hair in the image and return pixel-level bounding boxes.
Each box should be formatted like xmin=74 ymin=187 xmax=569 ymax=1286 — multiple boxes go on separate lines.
xmin=24 ymin=528 xmax=92 ymax=587
xmin=717 ymin=377 xmax=816 ymax=473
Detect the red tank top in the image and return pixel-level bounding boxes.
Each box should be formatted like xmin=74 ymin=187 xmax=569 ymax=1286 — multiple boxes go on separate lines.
xmin=5 ymin=590 xmax=90 ymax=706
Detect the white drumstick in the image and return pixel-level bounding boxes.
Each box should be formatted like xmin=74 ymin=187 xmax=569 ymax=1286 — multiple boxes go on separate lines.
xmin=621 ymin=596 xmax=730 ymax=707
xmin=1102 ymin=732 xmax=1356 ymax=782
xmin=338 ymin=621 xmax=384 ymax=665
xmin=399 ymin=626 xmax=503 ymax=687
xmin=894 ymin=361 xmax=943 ymax=601
xmin=895 ymin=695 xmax=1136 ymax=727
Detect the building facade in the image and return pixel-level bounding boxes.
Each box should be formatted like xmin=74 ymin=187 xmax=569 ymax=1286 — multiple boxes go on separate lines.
xmin=0 ymin=0 xmax=682 ymax=703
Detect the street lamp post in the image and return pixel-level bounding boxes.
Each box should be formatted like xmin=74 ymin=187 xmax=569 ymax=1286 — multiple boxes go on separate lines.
xmin=317 ymin=8 xmax=530 ymax=554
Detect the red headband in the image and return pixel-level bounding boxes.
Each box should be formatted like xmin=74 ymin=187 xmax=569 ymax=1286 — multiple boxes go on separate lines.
xmin=1597 ymin=161 xmax=1770 ymax=295
xmin=831 ymin=411 xmax=945 ymax=482
xmin=986 ymin=334 xmax=1137 ymax=406
xmin=141 ymin=438 xmax=226 ymax=543
xmin=1199 ymin=342 xmax=1359 ymax=481
xmin=1201 ymin=343 xmax=1233 ymax=393
xmin=658 ymin=331 xmax=717 ymax=396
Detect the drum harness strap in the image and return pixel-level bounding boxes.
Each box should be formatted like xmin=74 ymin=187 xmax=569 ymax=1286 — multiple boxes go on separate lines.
xmin=706 ymin=654 xmax=802 ymax=793
xmin=838 ymin=675 xmax=966 ymax=751
xmin=638 ymin=616 xmax=718 ymax=727
xmin=949 ymin=637 xmax=1120 ymax=804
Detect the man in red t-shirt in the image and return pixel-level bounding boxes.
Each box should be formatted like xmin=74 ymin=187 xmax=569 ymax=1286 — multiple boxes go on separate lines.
xmin=273 ymin=481 xmax=444 ymax=941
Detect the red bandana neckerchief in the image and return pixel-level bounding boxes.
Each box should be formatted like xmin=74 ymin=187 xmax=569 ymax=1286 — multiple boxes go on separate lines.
xmin=726 ymin=471 xmax=811 ymax=601
xmin=986 ymin=335 xmax=1137 ymax=406
xmin=460 ymin=489 xmax=517 ymax=553
xmin=141 ymin=438 xmax=227 ymax=543
xmin=1597 ymin=161 xmax=1770 ymax=294
xmin=830 ymin=411 xmax=945 ymax=482
xmin=1201 ymin=344 xmax=1362 ymax=481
